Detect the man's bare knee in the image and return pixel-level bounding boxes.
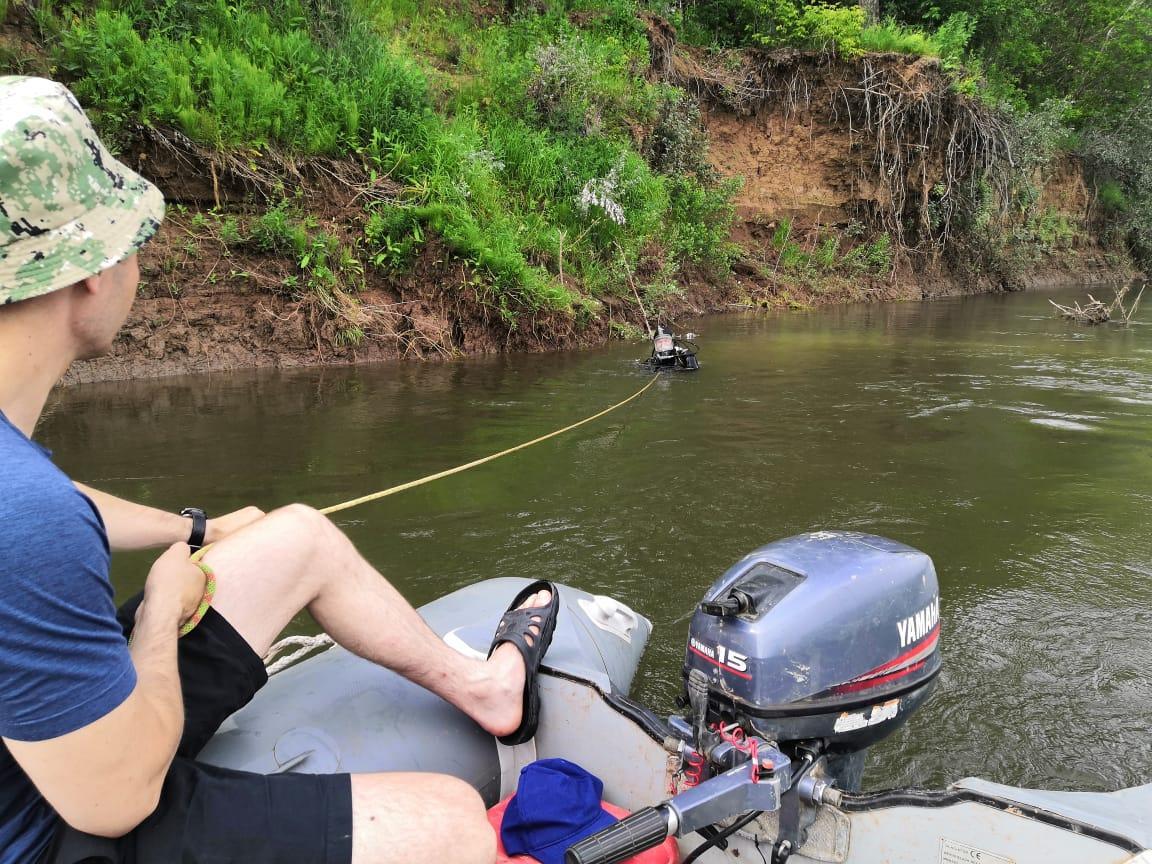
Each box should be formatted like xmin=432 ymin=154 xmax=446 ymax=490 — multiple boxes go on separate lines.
xmin=439 ymin=777 xmax=493 ymax=864
xmin=200 ymin=503 xmax=353 ymax=655
xmin=351 ymin=773 xmax=494 ymax=864
xmin=268 ymin=502 xmax=327 ymax=531
xmin=262 ymin=503 xmax=337 ymax=552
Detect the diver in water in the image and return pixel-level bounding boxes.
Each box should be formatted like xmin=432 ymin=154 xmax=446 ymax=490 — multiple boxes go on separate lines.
xmin=642 ymin=324 xmax=700 ymax=371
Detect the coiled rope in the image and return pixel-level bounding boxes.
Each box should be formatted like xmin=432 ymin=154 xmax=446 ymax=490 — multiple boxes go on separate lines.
xmin=263 ymin=634 xmax=337 ymax=675
xmin=241 ymin=373 xmax=661 ymax=672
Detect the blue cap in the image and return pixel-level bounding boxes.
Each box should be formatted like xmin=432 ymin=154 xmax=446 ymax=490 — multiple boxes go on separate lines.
xmin=500 ymin=759 xmax=618 ymax=864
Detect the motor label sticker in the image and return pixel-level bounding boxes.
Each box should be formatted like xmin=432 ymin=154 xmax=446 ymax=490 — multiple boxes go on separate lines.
xmin=833 ymin=698 xmax=899 ymax=732
xmin=688 ymin=637 xmax=751 ymax=678
xmin=940 ymin=838 xmax=1015 ymax=864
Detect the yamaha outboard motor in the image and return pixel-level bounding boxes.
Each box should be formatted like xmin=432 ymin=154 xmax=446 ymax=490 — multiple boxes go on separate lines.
xmin=682 ymin=532 xmax=941 ymax=790
xmin=567 ymin=532 xmax=942 ymax=864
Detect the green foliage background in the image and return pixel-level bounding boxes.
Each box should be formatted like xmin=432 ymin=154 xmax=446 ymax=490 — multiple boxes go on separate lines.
xmin=5 ymin=0 xmax=1147 ymax=325
xmin=22 ymin=0 xmax=745 ymax=322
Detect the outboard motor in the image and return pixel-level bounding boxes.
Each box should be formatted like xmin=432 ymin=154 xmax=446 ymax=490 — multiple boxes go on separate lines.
xmin=567 ymin=532 xmax=942 ymax=864
xmin=682 ymin=532 xmax=941 ymax=789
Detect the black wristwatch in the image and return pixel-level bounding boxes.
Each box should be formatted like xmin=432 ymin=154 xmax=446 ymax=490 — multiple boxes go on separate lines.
xmin=180 ymin=507 xmax=208 ymax=552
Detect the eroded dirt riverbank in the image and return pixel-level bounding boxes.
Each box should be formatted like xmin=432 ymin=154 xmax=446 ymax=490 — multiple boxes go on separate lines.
xmin=53 ymin=43 xmax=1140 ymax=386
xmin=61 ymin=211 xmax=1135 ymax=386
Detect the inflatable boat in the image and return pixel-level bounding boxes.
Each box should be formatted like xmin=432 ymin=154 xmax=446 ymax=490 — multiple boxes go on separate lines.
xmin=200 ymin=532 xmax=1151 ymax=864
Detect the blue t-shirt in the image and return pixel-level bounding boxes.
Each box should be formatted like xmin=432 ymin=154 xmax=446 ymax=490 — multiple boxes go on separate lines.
xmin=0 ymin=410 xmax=137 ymax=863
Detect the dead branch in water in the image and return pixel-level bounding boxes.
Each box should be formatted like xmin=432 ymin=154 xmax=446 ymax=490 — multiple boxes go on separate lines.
xmin=1049 ymin=282 xmax=1145 ymax=324
xmin=1049 ymin=295 xmax=1111 ymax=324
xmin=1125 ymin=282 xmax=1145 ymax=322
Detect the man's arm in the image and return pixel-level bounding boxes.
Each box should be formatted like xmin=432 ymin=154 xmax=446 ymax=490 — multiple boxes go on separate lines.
xmin=75 ymin=483 xmax=190 ymax=550
xmin=75 ymin=483 xmax=263 ymax=550
xmin=5 ymin=544 xmax=205 ymax=837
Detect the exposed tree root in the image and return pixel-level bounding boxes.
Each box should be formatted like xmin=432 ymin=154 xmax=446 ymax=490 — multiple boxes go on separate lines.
xmin=130 ymin=123 xmax=402 ymax=209
xmin=643 ymin=16 xmax=1014 ymax=267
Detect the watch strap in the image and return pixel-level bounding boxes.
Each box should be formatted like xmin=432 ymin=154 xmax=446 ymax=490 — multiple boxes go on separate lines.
xmin=180 ymin=507 xmax=208 ymax=551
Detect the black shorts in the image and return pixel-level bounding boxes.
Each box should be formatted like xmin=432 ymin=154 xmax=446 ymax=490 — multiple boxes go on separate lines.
xmin=42 ymin=595 xmax=354 ymax=864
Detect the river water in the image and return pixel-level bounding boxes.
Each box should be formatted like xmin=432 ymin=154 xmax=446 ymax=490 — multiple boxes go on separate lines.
xmin=41 ymin=284 xmax=1152 ymax=793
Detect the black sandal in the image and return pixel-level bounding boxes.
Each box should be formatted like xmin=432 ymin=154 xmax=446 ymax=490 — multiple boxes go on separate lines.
xmin=487 ymin=579 xmax=560 ymax=746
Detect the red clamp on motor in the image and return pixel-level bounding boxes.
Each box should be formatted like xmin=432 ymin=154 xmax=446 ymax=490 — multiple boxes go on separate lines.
xmin=682 ymin=749 xmax=706 ymax=788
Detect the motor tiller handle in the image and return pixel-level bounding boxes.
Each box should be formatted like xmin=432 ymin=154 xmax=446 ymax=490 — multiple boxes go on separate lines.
xmin=564 ymin=806 xmax=672 ymax=864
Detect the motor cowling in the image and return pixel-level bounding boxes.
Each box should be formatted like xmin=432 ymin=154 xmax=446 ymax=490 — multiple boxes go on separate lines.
xmin=684 ymin=532 xmax=941 ymax=759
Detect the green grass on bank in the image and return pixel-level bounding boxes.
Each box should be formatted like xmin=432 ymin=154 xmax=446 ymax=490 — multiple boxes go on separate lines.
xmin=675 ymin=0 xmax=975 ymax=64
xmin=13 ymin=0 xmax=1132 ymax=322
xmin=30 ymin=0 xmax=739 ymax=323
xmin=53 ymin=0 xmax=428 ymax=153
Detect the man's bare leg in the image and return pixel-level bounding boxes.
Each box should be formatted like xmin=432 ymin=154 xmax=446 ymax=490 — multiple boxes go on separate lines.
xmin=202 ymin=504 xmax=547 ymax=741
xmin=350 ymin=774 xmax=495 ymax=864
xmin=201 ymin=505 xmax=549 ymax=864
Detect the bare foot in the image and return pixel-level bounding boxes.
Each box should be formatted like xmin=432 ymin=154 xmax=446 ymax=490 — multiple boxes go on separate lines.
xmin=469 ymin=588 xmax=552 ymax=738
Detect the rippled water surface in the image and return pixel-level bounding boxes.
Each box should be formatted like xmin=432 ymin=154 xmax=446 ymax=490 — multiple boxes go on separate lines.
xmin=42 ymin=285 xmax=1152 ymax=793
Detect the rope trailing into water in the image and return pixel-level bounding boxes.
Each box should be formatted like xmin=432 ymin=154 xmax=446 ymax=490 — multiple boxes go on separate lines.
xmin=248 ymin=373 xmax=661 ymax=672
xmin=316 ymin=374 xmax=660 ymax=517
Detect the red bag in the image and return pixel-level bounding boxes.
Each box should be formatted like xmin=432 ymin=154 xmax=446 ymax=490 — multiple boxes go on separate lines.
xmin=488 ymin=796 xmax=679 ymax=864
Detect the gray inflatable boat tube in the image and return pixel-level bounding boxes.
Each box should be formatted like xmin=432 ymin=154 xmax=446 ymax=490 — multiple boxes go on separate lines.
xmin=197 ymin=578 xmax=652 ymax=805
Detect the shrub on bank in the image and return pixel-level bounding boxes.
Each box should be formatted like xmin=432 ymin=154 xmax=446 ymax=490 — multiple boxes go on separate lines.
xmin=41 ymin=0 xmax=736 ymax=323
xmin=53 ymin=0 xmax=429 ymax=153
xmin=676 ymin=0 xmax=973 ymax=63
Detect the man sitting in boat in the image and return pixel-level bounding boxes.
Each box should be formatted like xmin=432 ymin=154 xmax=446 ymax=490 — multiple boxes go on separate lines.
xmin=0 ymin=76 xmax=558 ymax=864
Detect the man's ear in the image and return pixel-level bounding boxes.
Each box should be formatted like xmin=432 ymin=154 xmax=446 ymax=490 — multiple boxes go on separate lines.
xmin=77 ymin=271 xmax=103 ymax=297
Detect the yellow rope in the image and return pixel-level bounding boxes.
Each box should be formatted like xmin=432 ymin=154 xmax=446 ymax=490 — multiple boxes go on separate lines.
xmin=180 ymin=373 xmax=659 ymax=643
xmin=318 ymin=374 xmax=660 ymax=516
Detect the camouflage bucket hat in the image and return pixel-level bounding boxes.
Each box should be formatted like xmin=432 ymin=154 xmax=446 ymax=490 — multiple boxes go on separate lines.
xmin=0 ymin=76 xmax=164 ymax=305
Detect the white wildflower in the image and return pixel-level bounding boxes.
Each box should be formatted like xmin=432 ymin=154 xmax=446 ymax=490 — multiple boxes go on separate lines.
xmin=467 ymin=149 xmax=505 ymax=173
xmin=576 ymin=160 xmax=627 ymax=226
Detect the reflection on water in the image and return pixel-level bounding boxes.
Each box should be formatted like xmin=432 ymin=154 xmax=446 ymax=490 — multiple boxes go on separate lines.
xmin=41 ymin=285 xmax=1152 ymax=793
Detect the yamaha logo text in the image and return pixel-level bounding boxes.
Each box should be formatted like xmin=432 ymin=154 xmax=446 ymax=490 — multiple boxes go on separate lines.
xmin=896 ymin=596 xmax=940 ymax=649
xmin=690 ymin=637 xmax=749 ymax=673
